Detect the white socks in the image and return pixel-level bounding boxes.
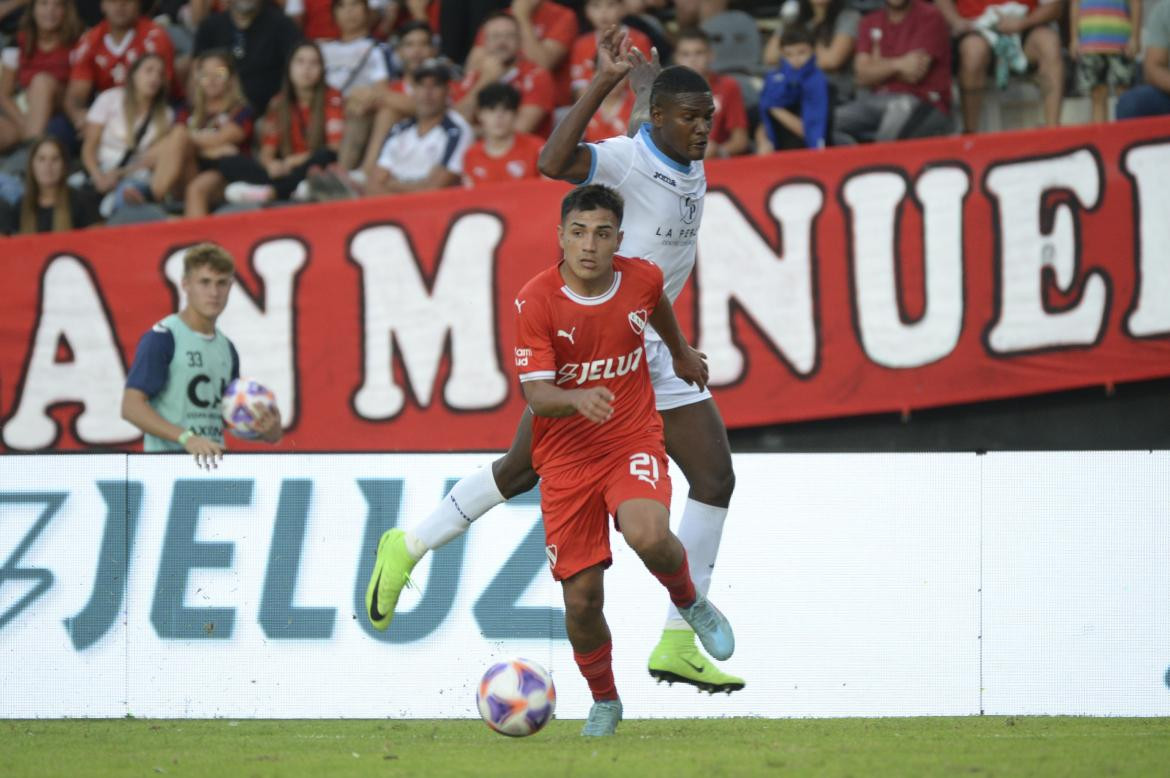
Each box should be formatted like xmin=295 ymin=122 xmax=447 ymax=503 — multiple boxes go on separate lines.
xmin=665 ymin=499 xmax=728 ymax=631
xmin=409 ymin=466 xmax=506 ymax=553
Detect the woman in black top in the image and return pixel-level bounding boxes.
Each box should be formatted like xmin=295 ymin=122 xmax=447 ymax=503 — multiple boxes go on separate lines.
xmin=1 ymin=136 xmax=96 ymax=234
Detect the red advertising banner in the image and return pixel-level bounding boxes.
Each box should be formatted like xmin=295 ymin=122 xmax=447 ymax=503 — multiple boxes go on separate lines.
xmin=2 ymin=119 xmax=1169 ymax=452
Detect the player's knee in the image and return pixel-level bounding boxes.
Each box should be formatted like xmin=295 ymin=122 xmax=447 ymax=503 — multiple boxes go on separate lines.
xmin=689 ymin=465 xmax=735 ymax=506
xmin=563 ymin=585 xmax=603 ymax=622
xmin=491 ymin=457 xmax=537 ymax=499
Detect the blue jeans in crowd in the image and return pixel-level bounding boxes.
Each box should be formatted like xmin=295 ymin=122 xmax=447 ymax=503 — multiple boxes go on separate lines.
xmin=1116 ymin=84 xmax=1170 ymax=120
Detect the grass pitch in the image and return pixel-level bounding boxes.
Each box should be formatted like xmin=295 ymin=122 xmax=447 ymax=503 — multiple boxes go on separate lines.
xmin=3 ymin=717 xmax=1168 ymax=777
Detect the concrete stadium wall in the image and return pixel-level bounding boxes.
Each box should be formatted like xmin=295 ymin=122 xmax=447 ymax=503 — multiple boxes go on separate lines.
xmin=1 ymin=452 xmax=1167 ymax=718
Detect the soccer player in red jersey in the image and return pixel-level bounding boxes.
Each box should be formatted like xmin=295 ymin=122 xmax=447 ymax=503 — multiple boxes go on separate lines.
xmin=514 ymin=184 xmax=733 ymax=736
xmin=462 ymin=83 xmax=544 ymax=187
xmin=569 ymin=0 xmax=652 ymax=98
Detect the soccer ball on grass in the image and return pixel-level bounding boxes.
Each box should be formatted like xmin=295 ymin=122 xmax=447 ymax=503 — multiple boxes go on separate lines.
xmin=476 ymin=658 xmax=556 ymax=737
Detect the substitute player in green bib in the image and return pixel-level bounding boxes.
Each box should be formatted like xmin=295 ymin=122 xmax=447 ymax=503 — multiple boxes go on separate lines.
xmin=121 ymin=243 xmax=282 ymax=467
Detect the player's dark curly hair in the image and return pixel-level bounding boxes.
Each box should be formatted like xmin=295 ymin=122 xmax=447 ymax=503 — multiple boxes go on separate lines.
xmin=561 ymin=185 xmax=624 ymax=225
xmin=650 ymin=65 xmax=711 ymax=109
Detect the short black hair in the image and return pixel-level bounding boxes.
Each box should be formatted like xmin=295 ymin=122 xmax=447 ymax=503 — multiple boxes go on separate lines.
xmin=561 ymin=184 xmax=624 ymax=226
xmin=675 ymin=27 xmax=711 ymax=47
xmin=649 ymin=65 xmax=710 ymax=109
xmin=477 ymin=82 xmax=521 ymax=111
xmin=397 ymin=20 xmax=433 ymax=39
xmin=781 ymin=24 xmax=815 ymax=48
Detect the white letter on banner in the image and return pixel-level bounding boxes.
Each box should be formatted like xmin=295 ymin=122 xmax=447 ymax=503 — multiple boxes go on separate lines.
xmin=165 ymin=238 xmax=305 ymax=425
xmin=985 ymin=149 xmax=1107 ymax=353
xmin=843 ymin=167 xmax=968 ymax=368
xmin=351 ymin=215 xmax=507 ymax=418
xmin=3 ymin=256 xmax=138 ymax=448
xmin=696 ymin=186 xmax=820 ymax=383
xmin=1122 ymin=142 xmax=1170 ymax=337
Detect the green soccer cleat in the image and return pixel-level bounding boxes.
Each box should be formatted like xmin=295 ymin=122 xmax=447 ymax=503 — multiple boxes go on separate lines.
xmin=648 ymin=629 xmax=746 ymax=695
xmin=365 ymin=529 xmax=418 ymax=631
xmin=581 ymin=699 xmax=623 ymax=737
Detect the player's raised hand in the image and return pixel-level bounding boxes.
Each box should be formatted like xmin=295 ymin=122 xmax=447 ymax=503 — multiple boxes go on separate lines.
xmin=673 ymin=347 xmax=709 ymax=392
xmin=572 ymin=387 xmax=616 ymax=424
xmin=184 ymin=435 xmax=224 ymax=470
xmin=595 ymin=25 xmax=634 ymax=85
xmin=627 ymin=43 xmax=660 ymax=97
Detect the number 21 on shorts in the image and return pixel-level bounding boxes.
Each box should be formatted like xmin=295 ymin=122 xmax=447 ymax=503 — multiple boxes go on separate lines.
xmin=629 ymin=453 xmax=660 ymax=489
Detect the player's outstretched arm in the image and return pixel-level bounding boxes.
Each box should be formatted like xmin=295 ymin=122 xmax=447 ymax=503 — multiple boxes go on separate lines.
xmin=522 ymin=380 xmax=615 ymax=424
xmin=121 ymin=388 xmax=224 ymax=468
xmin=537 ymin=25 xmax=638 ymax=181
xmin=648 ymin=291 xmax=708 ymax=391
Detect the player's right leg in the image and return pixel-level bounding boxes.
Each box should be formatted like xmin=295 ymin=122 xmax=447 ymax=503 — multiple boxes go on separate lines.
xmin=365 ymin=410 xmax=538 ymax=631
xmin=562 ymin=566 xmax=622 ymax=737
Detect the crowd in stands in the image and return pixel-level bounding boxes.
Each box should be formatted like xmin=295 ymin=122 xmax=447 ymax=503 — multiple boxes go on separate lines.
xmin=0 ymin=0 xmax=1167 ymax=235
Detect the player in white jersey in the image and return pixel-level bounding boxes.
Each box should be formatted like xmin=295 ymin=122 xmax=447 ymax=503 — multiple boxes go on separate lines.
xmin=365 ymin=28 xmax=744 ymax=694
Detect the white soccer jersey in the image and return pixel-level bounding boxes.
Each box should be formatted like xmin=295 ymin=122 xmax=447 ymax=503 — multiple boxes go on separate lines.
xmin=579 ymin=123 xmax=707 ymax=319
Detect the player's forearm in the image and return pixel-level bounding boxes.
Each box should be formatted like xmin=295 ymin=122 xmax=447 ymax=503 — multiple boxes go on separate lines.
xmin=121 ymin=391 xmax=185 ymax=442
xmin=538 ymin=72 xmax=621 ymax=178
xmin=647 ymin=292 xmax=690 ymax=358
xmin=521 ymin=382 xmax=580 ymax=417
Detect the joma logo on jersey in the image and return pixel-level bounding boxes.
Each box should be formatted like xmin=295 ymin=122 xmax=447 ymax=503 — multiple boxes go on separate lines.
xmin=653 ymin=172 xmax=677 ymax=187
xmin=556 ymin=346 xmax=644 ymax=385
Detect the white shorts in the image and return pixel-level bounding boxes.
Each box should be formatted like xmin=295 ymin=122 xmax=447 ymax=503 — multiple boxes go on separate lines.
xmin=646 ymin=338 xmax=713 ymax=412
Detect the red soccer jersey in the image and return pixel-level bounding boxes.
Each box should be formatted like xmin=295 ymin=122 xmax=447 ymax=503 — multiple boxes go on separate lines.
xmin=583 ymin=87 xmax=636 ymax=143
xmin=70 ymin=18 xmax=175 ymax=93
xmin=708 ymin=73 xmax=748 ymax=145
xmin=514 ymin=255 xmax=665 ymax=474
xmin=261 ymin=88 xmax=346 ymax=154
xmin=462 ymin=132 xmax=544 ymax=186
xmin=568 ymin=26 xmax=652 ymax=94
xmin=451 ymin=59 xmax=556 ymax=136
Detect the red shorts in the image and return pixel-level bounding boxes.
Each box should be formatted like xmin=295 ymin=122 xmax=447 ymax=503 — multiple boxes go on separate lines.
xmin=539 ymin=445 xmax=672 ymax=581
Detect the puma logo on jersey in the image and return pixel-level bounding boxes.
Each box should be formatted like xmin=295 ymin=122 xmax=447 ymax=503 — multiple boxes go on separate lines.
xmin=555 ymin=346 xmax=644 ymax=385
xmin=628 ymin=309 xmax=648 ymax=335
xmin=514 ymin=298 xmax=526 ymax=314
xmin=557 ymin=327 xmax=576 ymax=344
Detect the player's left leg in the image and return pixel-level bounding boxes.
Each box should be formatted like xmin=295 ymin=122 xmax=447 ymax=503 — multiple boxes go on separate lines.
xmin=648 ymin=394 xmax=745 ymax=693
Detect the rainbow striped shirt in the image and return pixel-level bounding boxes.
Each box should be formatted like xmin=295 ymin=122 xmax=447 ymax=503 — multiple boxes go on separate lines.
xmin=1077 ymin=0 xmax=1133 ymax=54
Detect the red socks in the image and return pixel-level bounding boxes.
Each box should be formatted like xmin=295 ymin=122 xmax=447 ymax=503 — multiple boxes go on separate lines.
xmin=573 ymin=641 xmax=618 ymax=701
xmin=653 ymin=553 xmax=697 ymax=609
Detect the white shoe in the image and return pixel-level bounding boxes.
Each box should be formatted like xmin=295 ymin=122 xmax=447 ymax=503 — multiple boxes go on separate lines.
xmin=224 ymin=182 xmax=274 ymax=204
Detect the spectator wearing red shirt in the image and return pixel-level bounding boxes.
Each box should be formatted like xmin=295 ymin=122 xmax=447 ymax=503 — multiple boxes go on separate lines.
xmin=463 ymin=82 xmax=544 ymax=187
xmin=454 ymin=11 xmax=555 ymax=136
xmin=834 ymin=0 xmax=953 ymax=143
xmin=672 ymin=28 xmax=749 ymax=157
xmin=381 ymin=0 xmax=440 ymax=38
xmin=223 ymin=42 xmax=345 ymax=204
xmin=935 ymin=0 xmax=1064 ymax=132
xmin=285 ymin=0 xmax=389 ymax=41
xmin=0 ymin=0 xmax=82 ymax=151
xmin=65 ymin=0 xmax=176 ymax=132
xmin=570 ymin=0 xmax=653 ymax=98
xmin=467 ymin=0 xmax=577 ymax=104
